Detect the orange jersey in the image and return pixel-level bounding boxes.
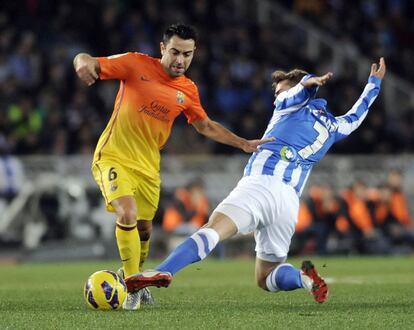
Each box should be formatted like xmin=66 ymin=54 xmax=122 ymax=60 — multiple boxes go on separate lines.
xmin=93 ymin=52 xmax=207 ymax=178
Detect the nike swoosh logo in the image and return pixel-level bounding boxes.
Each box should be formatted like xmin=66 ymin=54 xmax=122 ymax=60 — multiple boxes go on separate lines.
xmin=140 ymin=75 xmax=150 ymax=81
xmin=121 ymin=258 xmax=131 ymax=262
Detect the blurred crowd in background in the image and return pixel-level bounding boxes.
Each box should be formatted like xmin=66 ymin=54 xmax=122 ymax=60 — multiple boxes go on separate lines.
xmin=287 ymin=0 xmax=414 ymax=84
xmin=293 ymin=169 xmax=414 ymax=256
xmin=1 ymin=0 xmax=414 ymax=156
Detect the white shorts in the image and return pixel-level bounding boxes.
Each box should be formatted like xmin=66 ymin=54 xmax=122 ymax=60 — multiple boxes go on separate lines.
xmin=214 ymin=175 xmax=299 ymax=262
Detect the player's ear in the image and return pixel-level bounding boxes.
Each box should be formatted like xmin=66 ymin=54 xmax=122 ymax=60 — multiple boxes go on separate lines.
xmin=160 ymin=42 xmax=166 ymax=55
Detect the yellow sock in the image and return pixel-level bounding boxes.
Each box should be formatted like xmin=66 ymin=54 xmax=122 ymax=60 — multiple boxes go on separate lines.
xmin=115 ymin=221 xmax=140 ymax=277
xmin=139 ymin=240 xmax=150 ymax=271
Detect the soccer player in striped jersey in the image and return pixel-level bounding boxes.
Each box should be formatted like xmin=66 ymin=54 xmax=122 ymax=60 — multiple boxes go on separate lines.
xmin=125 ymin=58 xmax=386 ymax=304
xmin=74 ymin=24 xmax=272 ymax=310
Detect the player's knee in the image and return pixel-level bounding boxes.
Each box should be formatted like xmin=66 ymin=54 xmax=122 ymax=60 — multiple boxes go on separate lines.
xmin=256 ymin=276 xmax=268 ymax=291
xmin=117 ymin=208 xmax=137 ymax=225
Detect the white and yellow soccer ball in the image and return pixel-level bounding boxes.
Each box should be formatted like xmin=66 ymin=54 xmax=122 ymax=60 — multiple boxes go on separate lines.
xmin=84 ymin=270 xmax=127 ymax=310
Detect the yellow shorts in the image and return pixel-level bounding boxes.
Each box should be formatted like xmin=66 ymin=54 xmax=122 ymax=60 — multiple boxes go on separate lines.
xmin=92 ymin=160 xmax=160 ymax=221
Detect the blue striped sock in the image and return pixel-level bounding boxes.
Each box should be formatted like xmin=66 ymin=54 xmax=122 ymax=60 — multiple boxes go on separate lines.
xmin=266 ymin=264 xmax=303 ymax=292
xmin=156 ymin=228 xmax=219 ymax=275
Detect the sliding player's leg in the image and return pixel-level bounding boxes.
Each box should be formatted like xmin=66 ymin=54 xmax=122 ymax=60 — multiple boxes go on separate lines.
xmin=158 ymin=211 xmax=237 ymax=273
xmin=254 ymin=222 xmax=328 ymax=302
xmin=124 ymin=210 xmax=239 ymax=292
xmin=124 ymin=176 xmax=267 ymax=293
xmin=256 ymin=257 xmax=312 ymax=292
xmin=254 ymin=221 xmax=309 ymax=292
xmin=255 ymin=241 xmax=328 ymax=303
xmin=255 ymin=255 xmax=328 ymax=303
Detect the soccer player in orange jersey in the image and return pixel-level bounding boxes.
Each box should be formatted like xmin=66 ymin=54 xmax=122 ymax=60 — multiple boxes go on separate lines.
xmin=73 ymin=23 xmax=272 ymax=310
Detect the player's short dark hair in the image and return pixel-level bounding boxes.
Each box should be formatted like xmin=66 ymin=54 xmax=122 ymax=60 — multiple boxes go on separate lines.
xmin=163 ymin=23 xmax=198 ymax=44
xmin=271 ymin=69 xmax=308 ymax=90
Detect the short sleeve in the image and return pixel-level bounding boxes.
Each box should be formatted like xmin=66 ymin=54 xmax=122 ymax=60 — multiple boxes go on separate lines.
xmin=97 ymin=52 xmax=142 ymax=80
xmin=183 ymin=84 xmax=207 ymax=124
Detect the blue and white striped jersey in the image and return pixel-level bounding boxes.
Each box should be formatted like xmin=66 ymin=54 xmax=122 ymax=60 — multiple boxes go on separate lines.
xmin=244 ymin=74 xmax=382 ymax=196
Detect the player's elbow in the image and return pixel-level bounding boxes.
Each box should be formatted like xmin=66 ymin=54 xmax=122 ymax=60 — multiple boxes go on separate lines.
xmin=192 ymin=119 xmax=211 ymax=136
xmin=193 ymin=124 xmax=206 ymax=135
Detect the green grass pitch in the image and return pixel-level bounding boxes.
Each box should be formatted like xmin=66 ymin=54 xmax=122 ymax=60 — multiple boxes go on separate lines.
xmin=0 ymin=257 xmax=413 ymax=329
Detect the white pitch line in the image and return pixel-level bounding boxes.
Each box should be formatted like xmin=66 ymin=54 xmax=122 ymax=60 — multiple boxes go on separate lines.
xmin=325 ymin=277 xmax=365 ymax=284
xmin=324 ymin=277 xmax=413 ymax=285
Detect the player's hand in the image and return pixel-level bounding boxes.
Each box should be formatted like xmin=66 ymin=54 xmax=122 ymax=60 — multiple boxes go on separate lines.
xmin=370 ymin=57 xmax=386 ymax=80
xmin=301 ymin=72 xmax=333 ymax=88
xmin=74 ymin=54 xmax=99 ymax=86
xmin=241 ymin=137 xmax=275 ymax=153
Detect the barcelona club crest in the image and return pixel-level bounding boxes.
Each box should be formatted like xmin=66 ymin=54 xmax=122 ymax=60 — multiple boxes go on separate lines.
xmin=176 ymin=91 xmax=185 ymax=104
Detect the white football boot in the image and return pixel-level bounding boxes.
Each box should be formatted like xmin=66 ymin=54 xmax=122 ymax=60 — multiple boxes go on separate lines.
xmin=123 ymin=291 xmax=142 ymax=311
xmin=140 ymin=287 xmax=155 ymax=305
xmin=118 ymin=267 xmax=154 ymax=306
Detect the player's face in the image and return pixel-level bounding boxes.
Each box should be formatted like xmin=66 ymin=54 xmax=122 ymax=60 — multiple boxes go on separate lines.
xmin=275 ymin=79 xmax=294 ymax=97
xmin=160 ymin=36 xmax=195 ymax=77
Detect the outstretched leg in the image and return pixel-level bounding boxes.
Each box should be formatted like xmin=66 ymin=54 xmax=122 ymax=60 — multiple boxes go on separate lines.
xmin=124 ymin=211 xmax=238 ymax=292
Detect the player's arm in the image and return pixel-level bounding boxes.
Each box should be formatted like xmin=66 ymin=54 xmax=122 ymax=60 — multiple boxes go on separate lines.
xmin=300 ymin=72 xmax=333 ymax=89
xmin=335 ymin=57 xmax=386 ymax=141
xmin=73 ymin=53 xmax=100 ymax=86
xmin=74 ymin=52 xmax=136 ymax=85
xmin=275 ymin=73 xmax=332 ymax=112
xmin=192 ymin=117 xmax=274 ymax=153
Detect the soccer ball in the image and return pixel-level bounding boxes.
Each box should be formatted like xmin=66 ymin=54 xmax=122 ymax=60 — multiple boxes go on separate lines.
xmin=84 ymin=270 xmax=127 ymax=310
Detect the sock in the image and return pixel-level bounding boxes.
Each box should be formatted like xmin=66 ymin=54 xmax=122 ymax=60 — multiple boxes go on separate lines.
xmin=156 ymin=228 xmax=220 ymax=275
xmin=139 ymin=240 xmax=150 ymax=271
xmin=266 ymin=263 xmax=303 ymax=292
xmin=115 ymin=221 xmax=140 ymax=277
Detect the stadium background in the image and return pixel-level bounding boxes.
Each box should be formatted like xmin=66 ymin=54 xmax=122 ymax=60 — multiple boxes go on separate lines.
xmin=0 ymin=0 xmax=413 ymax=262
